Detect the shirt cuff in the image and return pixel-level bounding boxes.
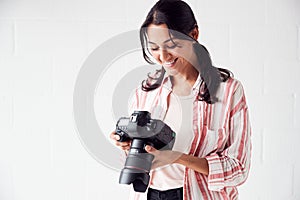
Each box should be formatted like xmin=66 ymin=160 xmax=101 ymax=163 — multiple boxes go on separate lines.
xmin=205 ymin=154 xmax=225 ymax=192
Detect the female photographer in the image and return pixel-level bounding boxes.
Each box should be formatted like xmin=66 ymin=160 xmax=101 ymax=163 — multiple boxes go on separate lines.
xmin=110 ymin=0 xmax=252 ymax=199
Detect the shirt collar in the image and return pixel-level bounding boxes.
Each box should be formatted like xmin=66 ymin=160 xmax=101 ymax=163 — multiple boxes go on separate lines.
xmin=161 ymin=73 xmax=202 ymax=95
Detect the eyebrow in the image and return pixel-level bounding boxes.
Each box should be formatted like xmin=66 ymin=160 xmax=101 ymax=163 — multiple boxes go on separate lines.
xmin=148 ymin=38 xmax=174 ymax=45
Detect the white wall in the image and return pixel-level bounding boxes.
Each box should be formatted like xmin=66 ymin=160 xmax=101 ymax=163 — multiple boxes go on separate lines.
xmin=0 ymin=0 xmax=299 ymax=199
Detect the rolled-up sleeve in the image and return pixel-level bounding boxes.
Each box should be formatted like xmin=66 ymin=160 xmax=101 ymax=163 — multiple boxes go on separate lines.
xmin=205 ymin=82 xmax=252 ymax=192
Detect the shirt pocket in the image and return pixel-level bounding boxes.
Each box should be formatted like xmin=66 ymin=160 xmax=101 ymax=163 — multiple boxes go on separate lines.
xmin=202 ymin=125 xmax=227 ymax=156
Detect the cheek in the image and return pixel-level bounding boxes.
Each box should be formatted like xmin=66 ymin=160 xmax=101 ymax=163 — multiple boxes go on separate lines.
xmin=176 ymin=46 xmax=194 ymax=60
xmin=150 ymin=51 xmax=161 ymax=62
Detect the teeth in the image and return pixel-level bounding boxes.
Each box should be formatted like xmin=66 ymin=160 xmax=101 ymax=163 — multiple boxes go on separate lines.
xmin=164 ymin=59 xmax=176 ymax=65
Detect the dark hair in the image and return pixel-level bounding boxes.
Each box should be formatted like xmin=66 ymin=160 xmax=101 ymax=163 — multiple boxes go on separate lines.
xmin=139 ymin=0 xmax=232 ymax=104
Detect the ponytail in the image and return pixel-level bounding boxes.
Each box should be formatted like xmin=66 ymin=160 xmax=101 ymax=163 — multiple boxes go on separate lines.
xmin=193 ymin=42 xmax=232 ymax=104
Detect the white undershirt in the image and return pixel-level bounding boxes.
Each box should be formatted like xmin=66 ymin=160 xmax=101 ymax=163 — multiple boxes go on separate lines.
xmin=150 ymin=92 xmax=194 ymax=190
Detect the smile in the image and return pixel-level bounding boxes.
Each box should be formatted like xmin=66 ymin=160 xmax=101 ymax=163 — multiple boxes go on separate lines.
xmin=163 ymin=58 xmax=178 ymax=67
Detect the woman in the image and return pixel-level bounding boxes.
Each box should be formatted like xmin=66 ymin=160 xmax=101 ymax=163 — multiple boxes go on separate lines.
xmin=110 ymin=0 xmax=252 ymax=199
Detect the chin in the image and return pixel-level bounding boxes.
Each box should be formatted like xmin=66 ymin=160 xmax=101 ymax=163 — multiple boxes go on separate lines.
xmin=164 ymin=68 xmax=179 ymax=77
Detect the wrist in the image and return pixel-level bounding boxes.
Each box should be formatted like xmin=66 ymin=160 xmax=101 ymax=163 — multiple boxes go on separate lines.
xmin=174 ymin=153 xmax=187 ymax=164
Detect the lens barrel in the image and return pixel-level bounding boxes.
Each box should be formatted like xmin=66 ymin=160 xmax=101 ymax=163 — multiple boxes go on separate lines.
xmin=119 ymin=139 xmax=154 ymax=192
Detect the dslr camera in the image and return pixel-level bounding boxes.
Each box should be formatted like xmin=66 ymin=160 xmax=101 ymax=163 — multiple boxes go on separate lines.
xmin=115 ymin=111 xmax=176 ymax=192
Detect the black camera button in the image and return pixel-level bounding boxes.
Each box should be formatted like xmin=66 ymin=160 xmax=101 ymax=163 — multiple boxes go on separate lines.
xmin=151 ymin=122 xmax=157 ymax=129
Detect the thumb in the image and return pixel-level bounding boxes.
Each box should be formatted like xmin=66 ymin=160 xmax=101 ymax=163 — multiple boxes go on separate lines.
xmin=145 ymin=145 xmax=155 ymax=153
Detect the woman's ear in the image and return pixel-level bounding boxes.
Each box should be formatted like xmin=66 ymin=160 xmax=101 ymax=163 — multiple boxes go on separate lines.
xmin=189 ymin=26 xmax=199 ymax=40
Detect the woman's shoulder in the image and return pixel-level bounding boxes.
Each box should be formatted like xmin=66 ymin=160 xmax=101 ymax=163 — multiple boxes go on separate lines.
xmin=217 ymin=76 xmax=246 ymax=102
xmin=221 ymin=76 xmax=243 ymax=92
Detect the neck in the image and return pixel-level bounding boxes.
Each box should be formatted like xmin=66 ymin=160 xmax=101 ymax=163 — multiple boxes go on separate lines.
xmin=171 ymin=67 xmax=198 ymax=86
xmin=170 ymin=68 xmax=199 ymax=96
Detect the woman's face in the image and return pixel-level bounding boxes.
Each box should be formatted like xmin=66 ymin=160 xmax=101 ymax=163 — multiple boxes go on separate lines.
xmin=146 ymin=23 xmax=198 ymax=77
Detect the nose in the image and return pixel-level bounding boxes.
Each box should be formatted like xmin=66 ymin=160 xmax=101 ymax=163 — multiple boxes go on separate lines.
xmin=159 ymin=49 xmax=171 ymax=62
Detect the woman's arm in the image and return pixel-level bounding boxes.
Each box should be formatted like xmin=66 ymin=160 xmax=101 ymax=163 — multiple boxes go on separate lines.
xmin=145 ymin=145 xmax=209 ymax=175
xmin=175 ymin=153 xmax=209 ymax=175
xmin=146 ymin=81 xmax=252 ymax=192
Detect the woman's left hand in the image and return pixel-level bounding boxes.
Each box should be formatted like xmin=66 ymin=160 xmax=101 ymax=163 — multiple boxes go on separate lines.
xmin=145 ymin=145 xmax=183 ymax=169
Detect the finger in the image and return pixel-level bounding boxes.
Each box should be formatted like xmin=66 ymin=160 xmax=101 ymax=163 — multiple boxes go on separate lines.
xmin=115 ymin=143 xmax=129 ymax=151
xmin=109 ymin=131 xmax=116 ymax=139
xmin=145 ymin=145 xmax=152 ymax=152
xmin=145 ymin=145 xmax=157 ymax=153
xmin=114 ymin=134 xmax=120 ymax=141
xmin=121 ymin=146 xmax=130 ymax=151
xmin=119 ymin=142 xmax=131 ymax=150
xmin=117 ymin=142 xmax=130 ymax=147
xmin=110 ymin=132 xmax=120 ymax=141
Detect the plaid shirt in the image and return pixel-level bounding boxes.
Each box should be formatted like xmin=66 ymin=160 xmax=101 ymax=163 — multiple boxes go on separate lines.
xmin=128 ymin=74 xmax=252 ymax=200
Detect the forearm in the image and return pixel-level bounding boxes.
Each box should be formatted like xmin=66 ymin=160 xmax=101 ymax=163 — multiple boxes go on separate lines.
xmin=175 ymin=153 xmax=209 ymax=176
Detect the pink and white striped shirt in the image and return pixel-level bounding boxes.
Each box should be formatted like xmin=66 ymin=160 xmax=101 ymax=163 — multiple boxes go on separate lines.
xmin=128 ymin=73 xmax=252 ymax=200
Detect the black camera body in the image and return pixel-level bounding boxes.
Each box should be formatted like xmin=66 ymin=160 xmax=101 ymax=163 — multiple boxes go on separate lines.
xmin=115 ymin=111 xmax=176 ymax=192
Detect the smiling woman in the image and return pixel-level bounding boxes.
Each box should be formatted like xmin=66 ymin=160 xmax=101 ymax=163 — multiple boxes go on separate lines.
xmin=139 ymin=3 xmax=232 ymax=103
xmin=110 ymin=0 xmax=252 ymax=200
xmin=145 ymin=24 xmax=199 ymax=96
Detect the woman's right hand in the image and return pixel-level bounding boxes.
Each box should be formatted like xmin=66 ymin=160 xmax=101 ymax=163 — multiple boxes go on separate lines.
xmin=109 ymin=131 xmax=131 ymax=151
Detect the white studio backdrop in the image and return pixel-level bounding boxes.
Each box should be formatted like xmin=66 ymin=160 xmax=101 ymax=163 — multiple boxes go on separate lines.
xmin=0 ymin=0 xmax=300 ymax=199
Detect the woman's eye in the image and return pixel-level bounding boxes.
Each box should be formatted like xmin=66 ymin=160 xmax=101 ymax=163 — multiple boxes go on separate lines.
xmin=150 ymin=47 xmax=159 ymax=51
xmin=149 ymin=43 xmax=179 ymax=51
xmin=167 ymin=44 xmax=177 ymax=49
